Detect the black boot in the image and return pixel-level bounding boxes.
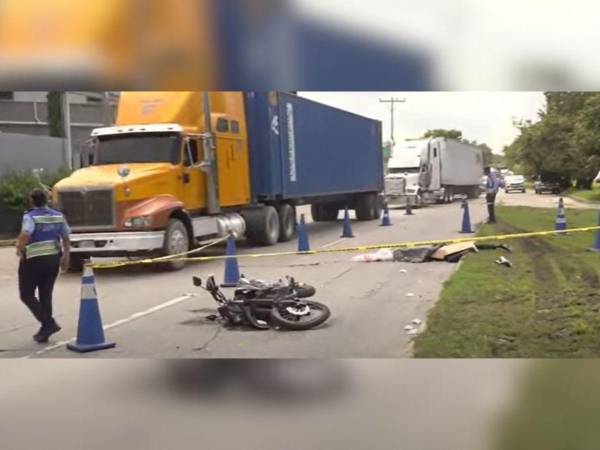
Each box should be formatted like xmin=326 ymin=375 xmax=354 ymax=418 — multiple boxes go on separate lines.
xmin=33 ymin=326 xmax=49 ymax=343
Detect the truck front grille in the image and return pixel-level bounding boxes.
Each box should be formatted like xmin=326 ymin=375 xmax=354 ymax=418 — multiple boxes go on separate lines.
xmin=58 ymin=189 xmax=114 ymax=229
xmin=385 ymin=178 xmax=406 ymax=194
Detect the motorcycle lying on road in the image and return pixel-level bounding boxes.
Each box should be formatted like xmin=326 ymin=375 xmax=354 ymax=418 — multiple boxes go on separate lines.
xmin=192 ymin=275 xmax=330 ymax=331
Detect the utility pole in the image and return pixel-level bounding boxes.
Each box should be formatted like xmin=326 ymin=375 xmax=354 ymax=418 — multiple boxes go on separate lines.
xmin=60 ymin=92 xmax=72 ymax=169
xmin=379 ymin=97 xmax=405 ymax=145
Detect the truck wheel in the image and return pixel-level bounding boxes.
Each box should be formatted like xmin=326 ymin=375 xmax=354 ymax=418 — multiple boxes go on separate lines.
xmin=276 ymin=203 xmax=296 ymax=242
xmin=161 ymin=218 xmax=189 ymax=271
xmin=311 ymin=204 xmax=338 ymax=222
xmin=355 ymin=193 xmax=379 ymax=220
xmin=442 ymin=189 xmax=454 ymax=204
xmin=242 ymin=206 xmax=280 ymax=246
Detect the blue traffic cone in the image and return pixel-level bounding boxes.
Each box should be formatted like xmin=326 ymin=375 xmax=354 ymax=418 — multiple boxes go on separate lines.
xmin=591 ymin=210 xmax=600 ymax=252
xmin=380 ymin=204 xmax=392 ymax=226
xmin=297 ymin=214 xmax=310 ymax=252
xmin=341 ymin=207 xmax=355 ymax=238
xmin=460 ymin=200 xmax=473 ymax=233
xmin=67 ymin=264 xmax=116 ymax=353
xmin=221 ymin=235 xmax=240 ymax=287
xmin=555 ymin=197 xmax=567 ymax=232
xmin=405 ymin=197 xmax=414 ymax=215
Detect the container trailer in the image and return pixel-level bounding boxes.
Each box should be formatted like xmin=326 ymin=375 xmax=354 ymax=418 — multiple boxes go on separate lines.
xmin=53 ymin=91 xmax=384 ymax=270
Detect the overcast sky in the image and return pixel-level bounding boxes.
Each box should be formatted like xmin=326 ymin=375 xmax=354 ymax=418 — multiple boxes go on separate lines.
xmin=299 ymin=92 xmax=545 ymax=154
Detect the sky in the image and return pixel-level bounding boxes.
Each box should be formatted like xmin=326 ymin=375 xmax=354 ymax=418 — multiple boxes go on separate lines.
xmin=299 ymin=92 xmax=545 ymax=154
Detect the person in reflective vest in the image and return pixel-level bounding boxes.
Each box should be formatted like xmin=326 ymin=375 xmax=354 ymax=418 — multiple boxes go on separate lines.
xmin=16 ymin=188 xmax=71 ymax=343
xmin=484 ymin=167 xmax=500 ymax=224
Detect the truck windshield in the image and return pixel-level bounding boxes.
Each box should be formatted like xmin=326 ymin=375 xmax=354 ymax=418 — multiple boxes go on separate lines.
xmin=388 ymin=167 xmax=420 ymax=174
xmin=94 ymin=134 xmax=182 ymax=165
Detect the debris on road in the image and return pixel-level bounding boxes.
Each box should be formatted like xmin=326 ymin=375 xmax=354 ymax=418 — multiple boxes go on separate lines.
xmin=431 ymin=242 xmax=477 ymax=260
xmin=404 ymin=325 xmax=415 ymax=331
xmin=495 ymin=256 xmax=513 ymax=268
xmin=352 ymin=241 xmax=514 ymax=264
xmin=351 ymin=248 xmax=394 ymax=262
xmin=412 ymin=318 xmax=422 ymax=325
xmin=407 ymin=328 xmax=419 ymax=336
xmin=405 ymin=293 xmax=415 ymax=297
xmin=399 ymin=269 xmax=408 ymax=273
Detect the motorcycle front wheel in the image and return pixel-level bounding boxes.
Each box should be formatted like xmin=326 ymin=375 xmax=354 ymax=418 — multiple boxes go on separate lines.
xmin=270 ymin=300 xmax=330 ymax=331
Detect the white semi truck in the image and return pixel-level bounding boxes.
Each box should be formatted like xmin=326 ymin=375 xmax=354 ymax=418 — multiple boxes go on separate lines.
xmin=385 ymin=138 xmax=484 ymax=205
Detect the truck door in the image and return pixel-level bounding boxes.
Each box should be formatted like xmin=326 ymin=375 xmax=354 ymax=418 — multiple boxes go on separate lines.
xmin=429 ymin=143 xmax=441 ymax=190
xmin=419 ymin=143 xmax=431 ymax=189
xmin=181 ymin=138 xmax=206 ymax=211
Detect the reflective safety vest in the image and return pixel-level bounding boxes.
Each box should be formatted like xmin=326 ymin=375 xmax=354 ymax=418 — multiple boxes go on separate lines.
xmin=24 ymin=208 xmax=65 ymax=259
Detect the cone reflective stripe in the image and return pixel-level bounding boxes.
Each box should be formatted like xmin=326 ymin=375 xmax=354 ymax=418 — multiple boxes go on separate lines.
xmin=341 ymin=207 xmax=354 ymax=238
xmin=67 ymin=264 xmax=115 ymax=353
xmin=221 ymin=235 xmax=241 ymax=287
xmin=460 ymin=200 xmax=473 ymax=233
xmin=591 ymin=210 xmax=600 ymax=252
xmin=380 ymin=204 xmax=392 ymax=226
xmin=297 ymin=214 xmax=310 ymax=252
xmin=555 ymin=197 xmax=567 ymax=231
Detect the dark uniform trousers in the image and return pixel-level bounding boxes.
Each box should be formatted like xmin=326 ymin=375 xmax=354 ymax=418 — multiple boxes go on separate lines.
xmin=18 ymin=254 xmax=60 ymax=327
xmin=486 ymin=192 xmax=497 ymax=223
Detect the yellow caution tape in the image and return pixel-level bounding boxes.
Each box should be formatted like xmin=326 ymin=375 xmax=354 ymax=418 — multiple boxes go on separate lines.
xmin=88 ymin=225 xmax=600 ymax=270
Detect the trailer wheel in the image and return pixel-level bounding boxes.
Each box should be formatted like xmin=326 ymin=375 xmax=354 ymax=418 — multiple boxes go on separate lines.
xmin=242 ymin=206 xmax=280 ymax=246
xmin=466 ymin=186 xmax=480 ymax=199
xmin=355 ymin=193 xmax=379 ymax=220
xmin=276 ymin=203 xmax=296 ymax=242
xmin=311 ymin=204 xmax=339 ymax=222
xmin=161 ymin=218 xmax=189 ymax=271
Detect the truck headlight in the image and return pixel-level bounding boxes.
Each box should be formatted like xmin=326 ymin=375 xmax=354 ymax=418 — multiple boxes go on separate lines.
xmin=124 ymin=216 xmax=152 ymax=228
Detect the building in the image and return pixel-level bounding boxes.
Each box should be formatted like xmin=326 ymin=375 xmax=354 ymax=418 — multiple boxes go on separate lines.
xmin=0 ymin=91 xmax=118 ymax=166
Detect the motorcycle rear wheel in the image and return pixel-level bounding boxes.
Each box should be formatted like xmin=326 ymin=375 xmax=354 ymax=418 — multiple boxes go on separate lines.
xmin=270 ymin=300 xmax=330 ymax=330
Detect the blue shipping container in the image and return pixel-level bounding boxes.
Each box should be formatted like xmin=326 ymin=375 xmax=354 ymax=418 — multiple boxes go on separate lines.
xmin=245 ymin=92 xmax=384 ymax=202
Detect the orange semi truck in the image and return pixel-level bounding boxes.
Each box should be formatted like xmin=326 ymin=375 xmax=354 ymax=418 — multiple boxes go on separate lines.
xmin=53 ymin=92 xmax=384 ymax=270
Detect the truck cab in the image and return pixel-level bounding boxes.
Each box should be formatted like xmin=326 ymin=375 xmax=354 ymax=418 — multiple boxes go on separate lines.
xmin=53 ymin=92 xmax=250 ymax=270
xmin=385 ymin=139 xmax=443 ymax=205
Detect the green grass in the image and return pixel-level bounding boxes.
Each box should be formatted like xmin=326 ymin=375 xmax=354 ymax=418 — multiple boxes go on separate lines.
xmin=569 ymin=185 xmax=600 ymax=202
xmin=413 ymin=206 xmax=600 ymax=357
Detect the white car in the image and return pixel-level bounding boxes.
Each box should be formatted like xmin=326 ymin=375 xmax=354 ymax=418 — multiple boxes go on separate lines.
xmin=504 ymin=174 xmax=526 ymax=193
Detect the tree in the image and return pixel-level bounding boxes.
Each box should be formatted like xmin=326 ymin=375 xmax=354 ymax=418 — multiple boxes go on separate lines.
xmin=505 ymin=92 xmax=600 ymax=189
xmin=573 ymin=94 xmax=600 ymax=189
xmin=422 ymin=129 xmax=463 ymax=140
xmin=46 ymin=92 xmax=64 ymax=138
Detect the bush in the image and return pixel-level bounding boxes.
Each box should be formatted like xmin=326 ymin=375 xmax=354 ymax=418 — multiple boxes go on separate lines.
xmin=0 ymin=167 xmax=72 ymax=214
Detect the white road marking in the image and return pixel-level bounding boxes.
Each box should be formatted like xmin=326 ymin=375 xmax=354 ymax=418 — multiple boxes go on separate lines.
xmin=22 ymin=294 xmax=196 ymax=359
xmin=320 ymin=238 xmax=345 ymax=249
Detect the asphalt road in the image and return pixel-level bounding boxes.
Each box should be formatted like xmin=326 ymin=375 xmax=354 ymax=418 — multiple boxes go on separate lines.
xmin=0 ymin=199 xmax=487 ymax=358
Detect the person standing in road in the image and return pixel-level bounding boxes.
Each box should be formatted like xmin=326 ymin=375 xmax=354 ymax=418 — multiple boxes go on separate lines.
xmin=484 ymin=167 xmax=500 ymax=224
xmin=15 ymin=188 xmax=70 ymax=343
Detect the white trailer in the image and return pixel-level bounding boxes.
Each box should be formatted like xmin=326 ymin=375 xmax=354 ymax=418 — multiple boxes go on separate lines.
xmin=385 ymin=138 xmax=484 ymax=205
